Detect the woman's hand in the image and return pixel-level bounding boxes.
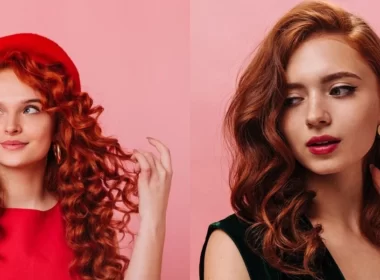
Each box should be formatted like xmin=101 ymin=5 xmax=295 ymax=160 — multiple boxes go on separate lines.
xmin=125 ymin=137 xmax=172 ymax=280
xmin=132 ymin=137 xmax=173 ymax=231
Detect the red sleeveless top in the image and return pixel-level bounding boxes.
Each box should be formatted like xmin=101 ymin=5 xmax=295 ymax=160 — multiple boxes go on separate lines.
xmin=0 ymin=202 xmax=78 ymax=279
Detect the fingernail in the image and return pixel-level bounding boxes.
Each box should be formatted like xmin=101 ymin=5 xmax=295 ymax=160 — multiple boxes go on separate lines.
xmin=146 ymin=137 xmax=153 ymax=140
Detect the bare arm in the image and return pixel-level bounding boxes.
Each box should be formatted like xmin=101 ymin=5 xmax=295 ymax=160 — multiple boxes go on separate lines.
xmin=204 ymin=230 xmax=250 ymax=280
xmin=124 ymin=223 xmax=166 ymax=280
xmin=124 ymin=137 xmax=172 ymax=280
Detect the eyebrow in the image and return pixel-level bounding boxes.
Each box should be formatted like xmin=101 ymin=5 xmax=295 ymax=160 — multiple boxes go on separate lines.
xmin=22 ymin=98 xmax=42 ymax=104
xmin=286 ymin=71 xmax=362 ymax=90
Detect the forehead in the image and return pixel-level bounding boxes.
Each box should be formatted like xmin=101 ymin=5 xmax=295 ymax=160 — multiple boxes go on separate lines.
xmin=0 ymin=69 xmax=40 ymax=101
xmin=286 ymin=35 xmax=371 ymax=82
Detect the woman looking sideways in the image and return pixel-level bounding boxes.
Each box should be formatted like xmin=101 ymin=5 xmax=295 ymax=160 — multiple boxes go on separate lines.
xmin=0 ymin=33 xmax=172 ymax=280
xmin=201 ymin=1 xmax=380 ymax=279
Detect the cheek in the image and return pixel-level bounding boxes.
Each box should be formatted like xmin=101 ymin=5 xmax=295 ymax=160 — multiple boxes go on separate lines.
xmin=25 ymin=116 xmax=54 ymax=144
xmin=341 ymin=102 xmax=378 ymax=151
xmin=280 ymin=113 xmax=301 ymax=148
xmin=343 ymin=97 xmax=378 ymax=134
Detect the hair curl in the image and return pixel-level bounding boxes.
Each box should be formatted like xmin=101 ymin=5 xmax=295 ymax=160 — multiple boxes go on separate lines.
xmin=0 ymin=50 xmax=139 ymax=280
xmin=224 ymin=0 xmax=380 ymax=278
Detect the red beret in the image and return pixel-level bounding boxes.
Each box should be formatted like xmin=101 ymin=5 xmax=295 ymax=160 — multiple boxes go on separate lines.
xmin=0 ymin=33 xmax=81 ymax=92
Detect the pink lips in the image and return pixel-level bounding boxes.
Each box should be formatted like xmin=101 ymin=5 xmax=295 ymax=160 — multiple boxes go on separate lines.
xmin=1 ymin=140 xmax=28 ymax=150
xmin=306 ymin=135 xmax=341 ymax=155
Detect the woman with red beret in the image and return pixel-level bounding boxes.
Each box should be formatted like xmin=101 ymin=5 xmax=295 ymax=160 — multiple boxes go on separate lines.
xmin=0 ymin=33 xmax=172 ymax=280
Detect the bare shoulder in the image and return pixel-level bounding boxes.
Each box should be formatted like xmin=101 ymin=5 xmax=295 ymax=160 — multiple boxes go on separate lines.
xmin=204 ymin=229 xmax=250 ymax=280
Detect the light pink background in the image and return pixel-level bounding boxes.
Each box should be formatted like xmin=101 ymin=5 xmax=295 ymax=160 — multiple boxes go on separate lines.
xmin=0 ymin=0 xmax=189 ymax=279
xmin=190 ymin=0 xmax=380 ymax=279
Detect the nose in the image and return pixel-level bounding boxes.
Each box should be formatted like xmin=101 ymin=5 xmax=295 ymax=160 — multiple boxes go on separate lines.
xmin=4 ymin=114 xmax=21 ymax=135
xmin=305 ymin=95 xmax=331 ymax=128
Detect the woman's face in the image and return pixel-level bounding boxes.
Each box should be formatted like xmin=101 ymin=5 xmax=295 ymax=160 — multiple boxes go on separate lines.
xmin=280 ymin=35 xmax=380 ymax=175
xmin=0 ymin=69 xmax=53 ymax=169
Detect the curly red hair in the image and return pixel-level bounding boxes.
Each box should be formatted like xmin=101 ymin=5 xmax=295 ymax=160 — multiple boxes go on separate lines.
xmin=0 ymin=50 xmax=139 ymax=280
xmin=224 ymin=0 xmax=380 ymax=278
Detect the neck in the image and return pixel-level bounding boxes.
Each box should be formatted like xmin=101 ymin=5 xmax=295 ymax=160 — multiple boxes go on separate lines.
xmin=306 ymin=162 xmax=364 ymax=234
xmin=0 ymin=160 xmax=56 ymax=210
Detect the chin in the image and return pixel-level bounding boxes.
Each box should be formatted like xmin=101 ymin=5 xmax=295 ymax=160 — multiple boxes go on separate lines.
xmin=0 ymin=161 xmax=31 ymax=169
xmin=0 ymin=157 xmax=45 ymax=169
xmin=300 ymin=161 xmax=346 ymax=175
xmin=308 ymin=167 xmax=342 ymax=175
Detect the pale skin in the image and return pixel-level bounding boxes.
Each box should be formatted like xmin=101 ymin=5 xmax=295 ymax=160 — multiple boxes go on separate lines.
xmin=0 ymin=69 xmax=172 ymax=280
xmin=124 ymin=137 xmax=172 ymax=280
xmin=204 ymin=35 xmax=380 ymax=280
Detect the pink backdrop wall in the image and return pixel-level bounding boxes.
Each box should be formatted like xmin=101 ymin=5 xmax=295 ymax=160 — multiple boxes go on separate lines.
xmin=0 ymin=0 xmax=189 ymax=279
xmin=190 ymin=0 xmax=380 ymax=279
xmin=6 ymin=0 xmax=380 ymax=278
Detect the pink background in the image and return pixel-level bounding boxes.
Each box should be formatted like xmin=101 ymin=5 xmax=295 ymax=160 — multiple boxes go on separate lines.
xmin=0 ymin=0 xmax=189 ymax=279
xmin=4 ymin=0 xmax=380 ymax=278
xmin=190 ymin=0 xmax=380 ymax=279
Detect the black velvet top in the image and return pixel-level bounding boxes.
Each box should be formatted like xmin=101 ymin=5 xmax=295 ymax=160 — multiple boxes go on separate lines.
xmin=199 ymin=214 xmax=346 ymax=279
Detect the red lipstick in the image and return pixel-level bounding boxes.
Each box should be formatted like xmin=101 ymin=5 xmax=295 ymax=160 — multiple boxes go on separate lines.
xmin=306 ymin=135 xmax=341 ymax=155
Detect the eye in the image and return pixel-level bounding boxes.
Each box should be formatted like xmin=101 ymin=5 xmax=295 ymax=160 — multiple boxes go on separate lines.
xmin=330 ymin=85 xmax=357 ymax=96
xmin=24 ymin=105 xmax=40 ymax=114
xmin=284 ymin=97 xmax=303 ymax=107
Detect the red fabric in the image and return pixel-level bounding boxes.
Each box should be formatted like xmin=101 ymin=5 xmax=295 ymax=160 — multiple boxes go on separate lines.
xmin=0 ymin=33 xmax=81 ymax=92
xmin=0 ymin=203 xmax=78 ymax=279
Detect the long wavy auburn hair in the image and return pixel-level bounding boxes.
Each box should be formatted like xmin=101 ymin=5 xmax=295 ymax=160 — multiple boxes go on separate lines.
xmin=224 ymin=0 xmax=380 ymax=278
xmin=0 ymin=50 xmax=139 ymax=280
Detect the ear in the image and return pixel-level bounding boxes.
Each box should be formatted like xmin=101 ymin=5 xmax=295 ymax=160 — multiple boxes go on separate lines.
xmin=377 ymin=84 xmax=380 ymax=123
xmin=370 ymin=164 xmax=380 ymax=193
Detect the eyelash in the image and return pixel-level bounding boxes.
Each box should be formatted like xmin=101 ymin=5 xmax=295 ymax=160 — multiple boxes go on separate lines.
xmin=23 ymin=105 xmax=41 ymax=114
xmin=330 ymin=85 xmax=357 ymax=96
xmin=284 ymin=85 xmax=357 ymax=107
